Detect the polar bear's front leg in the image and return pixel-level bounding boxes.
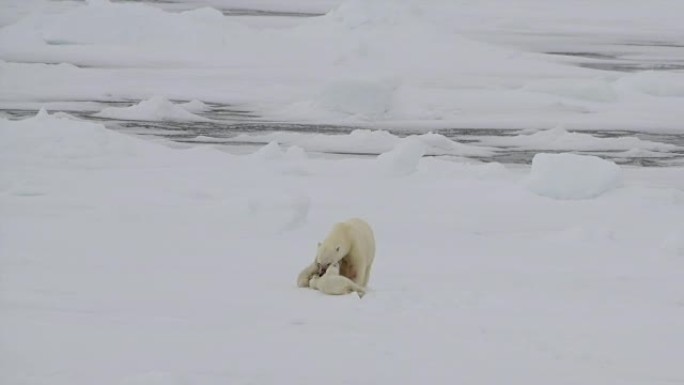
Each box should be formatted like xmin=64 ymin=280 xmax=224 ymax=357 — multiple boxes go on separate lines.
xmin=297 ymin=262 xmax=319 ymax=288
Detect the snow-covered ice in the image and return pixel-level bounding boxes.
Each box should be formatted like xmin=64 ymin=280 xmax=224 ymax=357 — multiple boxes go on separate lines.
xmin=2 ymin=109 xmax=684 ymax=385
xmin=94 ymin=96 xmax=211 ymax=122
xmin=482 ymin=126 xmax=679 ymax=152
xmin=226 ymin=129 xmax=493 ymax=157
xmin=1 ymin=0 xmax=684 ymax=131
xmin=525 ymin=153 xmax=623 ymax=200
xmin=178 ymin=99 xmax=211 ymax=113
xmin=375 ymin=137 xmax=425 ymax=176
xmin=1 ymin=1 xmax=684 ymax=384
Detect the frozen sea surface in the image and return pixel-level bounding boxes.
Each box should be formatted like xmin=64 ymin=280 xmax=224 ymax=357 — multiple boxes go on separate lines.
xmin=1 ymin=0 xmax=683 ymax=166
xmin=2 ymin=2 xmax=684 ymax=385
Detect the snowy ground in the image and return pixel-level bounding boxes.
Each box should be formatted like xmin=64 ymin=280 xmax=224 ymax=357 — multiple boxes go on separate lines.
xmin=2 ymin=1 xmax=684 ymax=385
xmin=3 ymin=109 xmax=684 ymax=385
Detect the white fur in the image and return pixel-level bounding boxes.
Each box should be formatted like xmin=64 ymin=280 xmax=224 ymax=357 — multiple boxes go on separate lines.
xmin=297 ymin=218 xmax=376 ymax=289
xmin=297 ymin=262 xmax=318 ymax=288
xmin=309 ymin=262 xmax=366 ymax=298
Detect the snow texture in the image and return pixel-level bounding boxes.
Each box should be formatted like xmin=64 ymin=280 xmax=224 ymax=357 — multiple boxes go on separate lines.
xmin=228 ymin=129 xmax=492 ymax=157
xmin=1 ymin=0 xmax=683 ymax=130
xmin=526 ymin=153 xmax=623 ymax=200
xmin=2 ymin=1 xmax=684 ymax=385
xmin=94 ymin=96 xmax=210 ymax=122
xmin=2 ymin=110 xmax=684 ymax=385
xmin=484 ymin=127 xmax=679 ymax=152
xmin=376 ymin=137 xmax=425 ymax=176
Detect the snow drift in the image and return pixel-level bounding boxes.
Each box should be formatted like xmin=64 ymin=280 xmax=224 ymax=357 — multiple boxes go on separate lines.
xmin=484 ymin=126 xmax=679 ymax=152
xmin=0 ymin=108 xmax=143 ymax=166
xmin=227 ymin=129 xmax=492 ymax=157
xmin=525 ymin=153 xmax=623 ymax=200
xmin=94 ymin=96 xmax=210 ymax=122
xmin=376 ymin=137 xmax=425 ymax=176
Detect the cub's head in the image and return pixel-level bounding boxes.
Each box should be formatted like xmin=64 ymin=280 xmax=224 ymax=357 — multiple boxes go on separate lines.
xmin=315 ymin=241 xmax=348 ymax=275
xmin=323 ymin=262 xmax=341 ymax=276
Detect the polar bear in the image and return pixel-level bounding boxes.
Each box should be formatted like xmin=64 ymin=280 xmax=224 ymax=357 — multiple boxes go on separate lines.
xmin=309 ymin=262 xmax=366 ymax=298
xmin=297 ymin=218 xmax=375 ymax=289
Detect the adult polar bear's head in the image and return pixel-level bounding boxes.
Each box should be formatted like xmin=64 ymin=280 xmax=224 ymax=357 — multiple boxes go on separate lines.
xmin=315 ymin=228 xmax=351 ymax=274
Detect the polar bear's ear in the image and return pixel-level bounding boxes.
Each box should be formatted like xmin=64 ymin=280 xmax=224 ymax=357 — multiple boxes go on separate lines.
xmin=335 ymin=246 xmax=340 ymax=252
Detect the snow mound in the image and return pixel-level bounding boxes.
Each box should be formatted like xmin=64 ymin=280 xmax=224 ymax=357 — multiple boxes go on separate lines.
xmin=249 ymin=141 xmax=285 ymax=161
xmin=228 ymin=129 xmax=491 ymax=157
xmin=376 ymin=137 xmax=426 ymax=176
xmin=249 ymin=141 xmax=308 ymax=162
xmin=314 ymin=79 xmax=398 ymax=119
xmin=95 ymin=96 xmax=210 ymax=122
xmin=37 ymin=0 xmax=234 ymax=46
xmin=486 ymin=126 xmax=679 ymax=152
xmin=525 ymin=153 xmax=623 ymax=200
xmin=0 ymin=109 xmax=144 ymax=166
xmin=178 ymin=99 xmax=210 ymax=113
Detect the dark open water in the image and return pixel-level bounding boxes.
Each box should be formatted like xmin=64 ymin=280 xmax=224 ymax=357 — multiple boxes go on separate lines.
xmin=2 ymin=103 xmax=683 ymax=167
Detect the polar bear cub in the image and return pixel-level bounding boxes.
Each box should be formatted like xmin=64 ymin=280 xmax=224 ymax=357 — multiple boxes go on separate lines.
xmin=309 ymin=262 xmax=366 ymax=298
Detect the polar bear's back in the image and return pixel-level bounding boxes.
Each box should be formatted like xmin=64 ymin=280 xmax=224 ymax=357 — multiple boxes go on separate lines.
xmin=343 ymin=218 xmax=375 ymax=264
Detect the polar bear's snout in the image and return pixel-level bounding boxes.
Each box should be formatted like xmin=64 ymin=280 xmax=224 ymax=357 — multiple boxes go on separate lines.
xmin=316 ymin=263 xmax=328 ymax=276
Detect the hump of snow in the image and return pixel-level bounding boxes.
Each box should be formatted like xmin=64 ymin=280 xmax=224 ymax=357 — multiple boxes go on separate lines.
xmin=228 ymin=129 xmax=491 ymax=157
xmin=0 ymin=109 xmax=145 ymax=166
xmin=376 ymin=137 xmax=426 ymax=176
xmin=249 ymin=141 xmax=308 ymax=162
xmin=314 ymin=79 xmax=398 ymax=119
xmin=525 ymin=153 xmax=622 ymax=200
xmin=178 ymin=99 xmax=210 ymax=113
xmin=486 ymin=126 xmax=679 ymax=152
xmin=94 ymin=96 xmax=210 ymax=122
xmin=249 ymin=141 xmax=285 ymax=161
xmin=37 ymin=0 xmax=233 ymax=46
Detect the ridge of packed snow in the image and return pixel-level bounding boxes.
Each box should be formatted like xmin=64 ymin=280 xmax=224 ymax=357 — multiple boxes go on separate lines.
xmin=94 ymin=96 xmax=211 ymax=122
xmin=227 ymin=129 xmax=493 ymax=157
xmin=525 ymin=153 xmax=623 ymax=200
xmin=482 ymin=126 xmax=680 ymax=152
